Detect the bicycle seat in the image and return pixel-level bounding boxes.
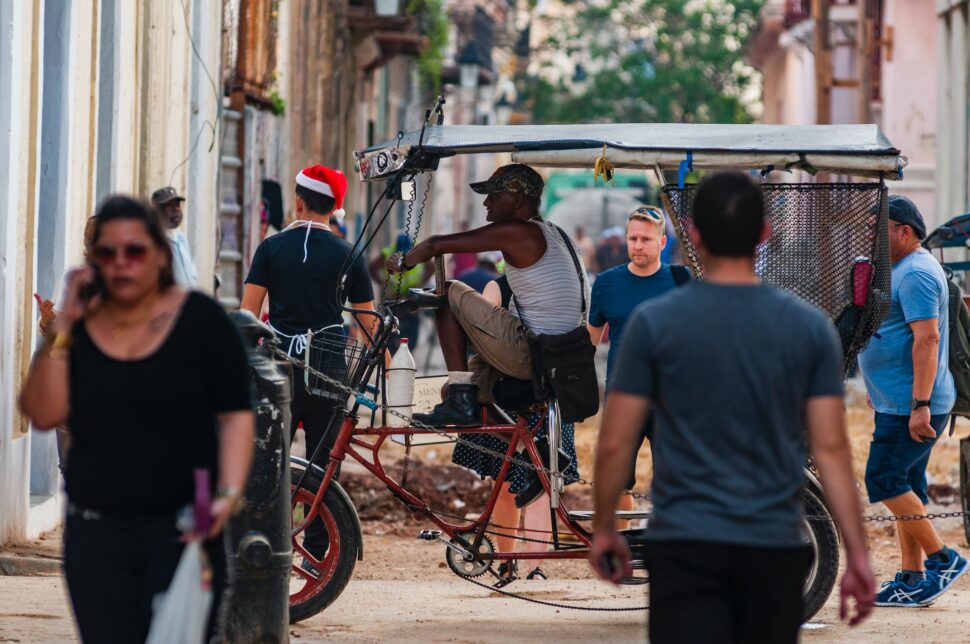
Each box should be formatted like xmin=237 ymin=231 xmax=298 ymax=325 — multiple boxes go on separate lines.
xmin=492 ymin=378 xmax=541 ymax=412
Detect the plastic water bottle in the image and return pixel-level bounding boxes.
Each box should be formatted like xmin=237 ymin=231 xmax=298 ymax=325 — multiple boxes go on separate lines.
xmin=387 ymin=339 xmax=416 ymax=428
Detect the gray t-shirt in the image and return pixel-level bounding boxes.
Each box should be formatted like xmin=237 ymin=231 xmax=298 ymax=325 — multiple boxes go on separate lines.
xmin=611 ymin=281 xmax=843 ymax=547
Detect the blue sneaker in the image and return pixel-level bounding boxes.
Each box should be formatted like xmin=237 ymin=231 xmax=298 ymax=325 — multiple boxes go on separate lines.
xmin=874 ymin=572 xmax=938 ymax=607
xmin=922 ymin=547 xmax=970 ymax=602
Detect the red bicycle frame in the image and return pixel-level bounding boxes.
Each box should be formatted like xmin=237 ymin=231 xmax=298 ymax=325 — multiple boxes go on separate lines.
xmin=292 ymin=409 xmax=593 ymax=562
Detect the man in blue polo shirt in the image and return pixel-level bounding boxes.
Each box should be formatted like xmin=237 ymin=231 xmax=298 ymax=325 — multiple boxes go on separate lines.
xmin=588 ymin=205 xmax=690 ymax=515
xmin=858 ymin=195 xmax=968 ymax=607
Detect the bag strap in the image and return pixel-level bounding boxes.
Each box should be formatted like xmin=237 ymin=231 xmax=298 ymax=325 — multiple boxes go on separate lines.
xmin=496 ymin=275 xmax=514 ymax=310
xmin=671 ymin=264 xmax=691 ymax=287
xmin=552 ymin=224 xmax=588 ymax=321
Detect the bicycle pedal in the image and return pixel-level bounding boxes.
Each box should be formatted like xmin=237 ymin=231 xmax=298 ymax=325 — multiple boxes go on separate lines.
xmin=417 ymin=529 xmax=442 ymax=542
xmin=620 ymin=576 xmax=649 ymax=586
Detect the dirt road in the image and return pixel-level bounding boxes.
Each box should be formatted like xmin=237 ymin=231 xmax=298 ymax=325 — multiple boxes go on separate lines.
xmin=3 ymin=525 xmax=970 ymax=643
xmin=3 ymin=392 xmax=969 ymax=642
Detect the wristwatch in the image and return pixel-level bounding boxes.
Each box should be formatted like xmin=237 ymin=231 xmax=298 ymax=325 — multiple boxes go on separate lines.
xmin=911 ymin=398 xmax=931 ymax=410
xmin=397 ymin=253 xmax=409 ymax=271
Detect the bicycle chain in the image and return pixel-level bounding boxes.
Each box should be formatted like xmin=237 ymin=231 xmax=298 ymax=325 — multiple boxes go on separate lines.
xmin=458 ymin=575 xmax=649 ymax=612
xmin=268 ymin=342 xmax=969 ymax=522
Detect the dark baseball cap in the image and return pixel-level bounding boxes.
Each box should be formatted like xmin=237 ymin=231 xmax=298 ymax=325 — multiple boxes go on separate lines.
xmin=888 ymin=195 xmax=926 ymax=240
xmin=151 ymin=186 xmax=185 ymax=206
xmin=469 ymin=164 xmax=544 ymax=199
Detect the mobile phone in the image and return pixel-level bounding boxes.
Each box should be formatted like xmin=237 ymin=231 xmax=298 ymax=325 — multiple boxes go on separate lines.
xmin=78 ymin=263 xmax=105 ymax=302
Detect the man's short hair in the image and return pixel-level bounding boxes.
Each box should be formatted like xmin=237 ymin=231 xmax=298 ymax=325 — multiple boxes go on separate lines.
xmin=295 ymin=185 xmax=336 ymax=215
xmin=692 ymin=172 xmax=765 ymax=258
xmin=628 ymin=205 xmax=665 ymax=232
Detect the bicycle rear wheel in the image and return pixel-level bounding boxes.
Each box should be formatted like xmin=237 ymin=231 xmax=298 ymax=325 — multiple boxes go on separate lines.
xmin=289 ymin=463 xmax=360 ymax=623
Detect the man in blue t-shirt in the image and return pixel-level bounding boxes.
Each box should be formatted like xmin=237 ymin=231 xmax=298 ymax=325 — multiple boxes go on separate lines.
xmin=857 ymin=195 xmax=968 ymax=607
xmin=590 ymin=172 xmax=874 ymax=641
xmin=588 ymin=205 xmax=690 ymax=517
xmin=589 ymin=206 xmax=690 ymax=385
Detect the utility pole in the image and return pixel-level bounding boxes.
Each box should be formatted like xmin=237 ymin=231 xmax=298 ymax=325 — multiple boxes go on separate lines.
xmin=857 ymin=0 xmax=874 ymax=124
xmin=812 ymin=0 xmax=832 ymax=124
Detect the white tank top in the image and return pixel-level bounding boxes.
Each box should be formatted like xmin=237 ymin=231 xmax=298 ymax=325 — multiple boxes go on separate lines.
xmin=505 ymin=221 xmax=589 ymax=335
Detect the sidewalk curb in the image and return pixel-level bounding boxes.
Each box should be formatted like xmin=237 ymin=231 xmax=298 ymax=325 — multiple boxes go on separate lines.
xmin=0 ymin=553 xmax=62 ymax=576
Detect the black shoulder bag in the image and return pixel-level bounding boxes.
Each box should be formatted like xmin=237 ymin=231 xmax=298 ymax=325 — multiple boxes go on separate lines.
xmin=514 ymin=226 xmax=600 ymax=423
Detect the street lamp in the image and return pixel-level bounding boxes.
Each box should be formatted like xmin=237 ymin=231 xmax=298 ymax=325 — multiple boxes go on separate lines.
xmin=457 ymin=42 xmax=484 ymax=90
xmin=495 ymin=92 xmax=513 ymax=126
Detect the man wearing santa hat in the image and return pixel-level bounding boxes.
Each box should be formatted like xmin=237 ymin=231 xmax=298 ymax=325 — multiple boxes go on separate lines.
xmin=241 ymin=164 xmax=377 ymax=572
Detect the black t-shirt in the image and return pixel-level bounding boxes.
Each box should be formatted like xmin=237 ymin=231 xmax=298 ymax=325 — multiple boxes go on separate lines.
xmin=67 ymin=292 xmax=252 ymax=516
xmin=245 ymin=227 xmax=373 ymax=336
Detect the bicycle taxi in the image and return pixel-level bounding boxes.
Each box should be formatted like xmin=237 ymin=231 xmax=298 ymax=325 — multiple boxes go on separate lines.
xmin=285 ymin=106 xmax=905 ymax=623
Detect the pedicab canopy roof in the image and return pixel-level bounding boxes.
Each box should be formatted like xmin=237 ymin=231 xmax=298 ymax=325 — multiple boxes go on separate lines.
xmin=355 ymin=123 xmax=905 ymax=181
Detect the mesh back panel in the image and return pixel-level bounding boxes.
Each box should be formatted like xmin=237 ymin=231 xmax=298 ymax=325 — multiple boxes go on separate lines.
xmin=661 ymin=183 xmax=890 ymax=370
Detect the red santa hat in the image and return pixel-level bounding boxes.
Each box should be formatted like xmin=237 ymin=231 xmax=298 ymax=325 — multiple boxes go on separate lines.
xmin=296 ymin=164 xmax=347 ymax=218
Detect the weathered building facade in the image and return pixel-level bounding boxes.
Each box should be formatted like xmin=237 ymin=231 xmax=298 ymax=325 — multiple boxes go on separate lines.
xmin=0 ymin=0 xmax=223 ymax=545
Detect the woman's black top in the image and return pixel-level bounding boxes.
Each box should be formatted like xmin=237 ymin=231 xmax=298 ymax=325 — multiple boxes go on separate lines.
xmin=66 ymin=292 xmax=251 ymax=516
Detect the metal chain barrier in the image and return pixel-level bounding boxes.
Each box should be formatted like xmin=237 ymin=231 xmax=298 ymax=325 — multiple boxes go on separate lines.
xmin=862 ymin=511 xmax=967 ymax=523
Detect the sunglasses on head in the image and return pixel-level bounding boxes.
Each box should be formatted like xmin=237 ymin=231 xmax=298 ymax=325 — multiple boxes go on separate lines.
xmin=92 ymin=243 xmax=149 ymax=265
xmin=631 ymin=207 xmax=664 ymax=222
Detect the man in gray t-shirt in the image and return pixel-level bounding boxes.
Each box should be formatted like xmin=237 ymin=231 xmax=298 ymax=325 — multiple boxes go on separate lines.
xmin=615 ymin=281 xmax=843 ymax=546
xmin=589 ymin=172 xmax=874 ymax=643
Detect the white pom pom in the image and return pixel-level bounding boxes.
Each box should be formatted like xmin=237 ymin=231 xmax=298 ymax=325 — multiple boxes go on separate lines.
xmin=332 ymin=208 xmax=346 ymax=219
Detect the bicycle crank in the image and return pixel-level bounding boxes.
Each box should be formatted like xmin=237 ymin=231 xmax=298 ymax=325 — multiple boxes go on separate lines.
xmin=444 ymin=532 xmax=495 ymax=579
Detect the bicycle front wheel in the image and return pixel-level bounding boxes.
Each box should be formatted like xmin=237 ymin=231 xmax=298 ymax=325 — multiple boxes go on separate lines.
xmin=289 ymin=463 xmax=360 ymax=623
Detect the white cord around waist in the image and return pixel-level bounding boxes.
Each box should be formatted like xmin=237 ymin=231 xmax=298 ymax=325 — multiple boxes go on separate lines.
xmin=267 ymin=322 xmax=343 ymax=356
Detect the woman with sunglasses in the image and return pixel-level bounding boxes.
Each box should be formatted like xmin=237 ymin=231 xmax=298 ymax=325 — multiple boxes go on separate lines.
xmin=20 ymin=196 xmax=255 ymax=643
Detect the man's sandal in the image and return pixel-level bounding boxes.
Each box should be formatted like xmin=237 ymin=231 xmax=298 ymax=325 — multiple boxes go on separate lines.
xmin=526 ymin=567 xmax=547 ymax=580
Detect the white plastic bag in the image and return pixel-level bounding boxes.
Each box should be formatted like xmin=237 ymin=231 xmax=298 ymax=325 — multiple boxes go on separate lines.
xmin=145 ymin=540 xmax=213 ymax=644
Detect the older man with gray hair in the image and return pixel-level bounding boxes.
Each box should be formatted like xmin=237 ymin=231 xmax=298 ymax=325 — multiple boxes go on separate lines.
xmin=151 ymin=186 xmax=198 ymax=288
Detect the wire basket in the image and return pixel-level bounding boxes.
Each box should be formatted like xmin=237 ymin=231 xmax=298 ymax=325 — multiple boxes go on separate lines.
xmin=304 ymin=329 xmax=366 ymax=402
xmin=661 ymin=182 xmax=890 ymax=371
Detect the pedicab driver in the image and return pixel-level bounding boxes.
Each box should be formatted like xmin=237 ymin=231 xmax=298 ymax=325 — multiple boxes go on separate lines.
xmin=241 ymin=164 xmax=378 ymax=566
xmin=385 ymin=164 xmax=589 ymax=429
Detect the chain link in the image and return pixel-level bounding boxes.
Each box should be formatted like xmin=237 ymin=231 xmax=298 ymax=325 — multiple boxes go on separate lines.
xmin=802 ymin=510 xmax=968 ymax=523
xmin=861 ymin=510 xmax=968 ymax=522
